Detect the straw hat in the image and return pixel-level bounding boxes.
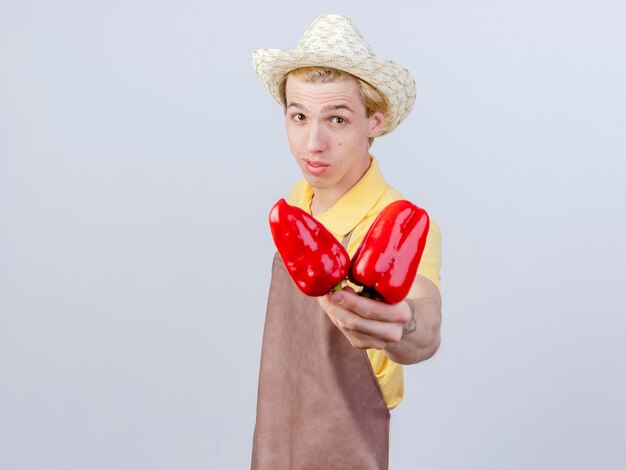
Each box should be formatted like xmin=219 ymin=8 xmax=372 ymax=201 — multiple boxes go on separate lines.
xmin=252 ymin=14 xmax=416 ymax=136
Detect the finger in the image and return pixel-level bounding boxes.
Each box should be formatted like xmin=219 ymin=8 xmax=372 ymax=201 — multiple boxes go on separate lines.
xmin=329 ymin=290 xmax=410 ymax=324
xmin=344 ymin=330 xmax=388 ymax=350
xmin=325 ymin=303 xmax=404 ymax=343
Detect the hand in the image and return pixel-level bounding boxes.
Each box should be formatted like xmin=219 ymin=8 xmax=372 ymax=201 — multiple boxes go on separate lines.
xmin=317 ymin=287 xmax=412 ymax=350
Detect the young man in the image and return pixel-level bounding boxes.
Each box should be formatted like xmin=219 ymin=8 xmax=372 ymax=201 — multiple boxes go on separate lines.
xmin=251 ymin=14 xmax=442 ymax=470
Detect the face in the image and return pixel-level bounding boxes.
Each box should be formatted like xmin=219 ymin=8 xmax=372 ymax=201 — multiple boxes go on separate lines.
xmin=283 ymin=75 xmax=385 ymax=196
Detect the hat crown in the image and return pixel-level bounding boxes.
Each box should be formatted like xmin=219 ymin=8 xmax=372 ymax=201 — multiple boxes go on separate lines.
xmin=296 ymin=14 xmax=375 ymax=57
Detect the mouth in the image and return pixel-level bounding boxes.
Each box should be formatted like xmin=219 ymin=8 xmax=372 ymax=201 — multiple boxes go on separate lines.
xmin=304 ymin=159 xmax=330 ymax=175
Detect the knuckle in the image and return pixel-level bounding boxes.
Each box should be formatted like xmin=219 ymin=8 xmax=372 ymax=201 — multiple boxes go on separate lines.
xmin=366 ymin=307 xmax=382 ymax=320
xmin=359 ymin=304 xmax=379 ymax=320
xmin=386 ymin=328 xmax=403 ymax=343
xmin=343 ymin=318 xmax=359 ymax=331
xmin=397 ymin=308 xmax=411 ymax=323
xmin=349 ymin=338 xmax=365 ymax=349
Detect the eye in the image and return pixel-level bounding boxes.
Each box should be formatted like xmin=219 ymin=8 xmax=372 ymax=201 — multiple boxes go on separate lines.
xmin=331 ymin=116 xmax=346 ymax=125
xmin=291 ymin=113 xmax=306 ymax=122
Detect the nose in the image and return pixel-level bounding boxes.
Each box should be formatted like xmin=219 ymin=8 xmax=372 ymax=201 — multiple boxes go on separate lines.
xmin=307 ymin=122 xmax=327 ymax=153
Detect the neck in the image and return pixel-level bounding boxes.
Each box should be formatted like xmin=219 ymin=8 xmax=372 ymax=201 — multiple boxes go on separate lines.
xmin=310 ymin=190 xmax=339 ymax=216
xmin=310 ymin=156 xmax=372 ymax=216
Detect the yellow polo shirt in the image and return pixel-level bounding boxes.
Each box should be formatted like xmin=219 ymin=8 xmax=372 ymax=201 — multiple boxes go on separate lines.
xmin=287 ymin=156 xmax=442 ymax=410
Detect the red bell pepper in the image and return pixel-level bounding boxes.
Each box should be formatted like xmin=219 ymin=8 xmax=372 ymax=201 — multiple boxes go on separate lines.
xmin=269 ymin=199 xmax=350 ymax=297
xmin=349 ymin=200 xmax=430 ymax=304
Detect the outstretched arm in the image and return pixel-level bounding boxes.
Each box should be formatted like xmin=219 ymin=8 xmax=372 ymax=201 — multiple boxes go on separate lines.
xmin=317 ymin=274 xmax=441 ymax=365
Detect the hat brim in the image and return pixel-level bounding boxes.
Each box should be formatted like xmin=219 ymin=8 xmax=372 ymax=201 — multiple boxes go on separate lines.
xmin=252 ymin=49 xmax=416 ymax=136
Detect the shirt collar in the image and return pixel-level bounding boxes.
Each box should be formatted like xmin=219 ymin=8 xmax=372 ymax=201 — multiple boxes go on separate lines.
xmin=294 ymin=156 xmax=388 ymax=237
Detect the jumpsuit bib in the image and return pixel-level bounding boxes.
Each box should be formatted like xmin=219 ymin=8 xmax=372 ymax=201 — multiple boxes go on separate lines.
xmin=251 ymin=252 xmax=390 ymax=470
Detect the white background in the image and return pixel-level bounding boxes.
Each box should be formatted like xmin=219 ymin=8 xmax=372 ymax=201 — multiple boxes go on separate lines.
xmin=1 ymin=1 xmax=625 ymax=469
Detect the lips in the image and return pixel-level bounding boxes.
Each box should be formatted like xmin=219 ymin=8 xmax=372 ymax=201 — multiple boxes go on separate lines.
xmin=304 ymin=159 xmax=329 ymax=175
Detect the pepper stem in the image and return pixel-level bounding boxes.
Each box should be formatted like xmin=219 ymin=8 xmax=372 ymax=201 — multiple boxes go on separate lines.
xmin=360 ymin=286 xmax=377 ymax=299
xmin=330 ymin=282 xmax=344 ymax=293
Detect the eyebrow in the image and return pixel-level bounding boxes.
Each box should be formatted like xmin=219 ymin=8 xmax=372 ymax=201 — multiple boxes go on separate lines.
xmin=286 ymin=102 xmax=355 ymax=114
xmin=321 ymin=104 xmax=354 ymax=113
xmin=286 ymin=102 xmax=307 ymax=112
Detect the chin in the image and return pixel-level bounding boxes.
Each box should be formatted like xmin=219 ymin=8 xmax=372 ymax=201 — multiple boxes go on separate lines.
xmin=304 ymin=174 xmax=333 ymax=190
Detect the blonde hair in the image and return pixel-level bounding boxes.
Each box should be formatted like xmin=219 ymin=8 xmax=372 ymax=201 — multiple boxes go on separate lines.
xmin=279 ymin=67 xmax=389 ymax=146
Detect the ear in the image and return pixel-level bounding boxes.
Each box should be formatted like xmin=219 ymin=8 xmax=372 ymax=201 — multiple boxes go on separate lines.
xmin=368 ymin=111 xmax=385 ymax=138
